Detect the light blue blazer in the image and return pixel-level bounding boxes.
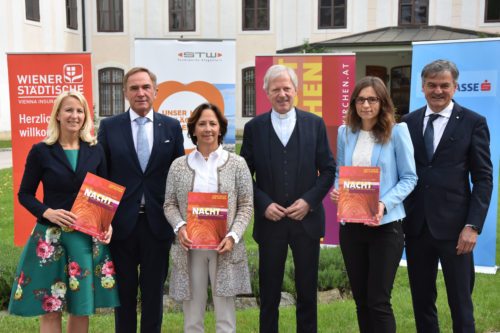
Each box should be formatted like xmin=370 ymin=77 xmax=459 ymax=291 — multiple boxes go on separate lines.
xmin=335 ymin=123 xmax=418 ymax=224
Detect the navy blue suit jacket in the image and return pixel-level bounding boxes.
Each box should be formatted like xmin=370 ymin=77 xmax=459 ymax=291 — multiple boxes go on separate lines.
xmin=18 ymin=141 xmax=107 ymax=224
xmin=402 ymin=102 xmax=493 ymax=239
xmin=240 ymin=109 xmax=335 ymax=242
xmin=98 ymin=110 xmax=184 ymax=240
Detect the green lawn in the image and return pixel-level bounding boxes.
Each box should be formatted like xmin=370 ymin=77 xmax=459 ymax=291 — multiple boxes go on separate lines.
xmin=0 ymin=167 xmax=499 ymax=332
xmin=0 ymin=140 xmax=12 ymax=149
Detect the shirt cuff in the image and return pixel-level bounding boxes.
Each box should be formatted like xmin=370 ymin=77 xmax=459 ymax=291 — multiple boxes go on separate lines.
xmin=174 ymin=221 xmax=187 ymax=235
xmin=465 ymin=224 xmax=479 ymax=232
xmin=226 ymin=231 xmax=239 ymax=244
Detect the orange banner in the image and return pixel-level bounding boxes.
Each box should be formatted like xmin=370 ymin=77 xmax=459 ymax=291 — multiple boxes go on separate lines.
xmin=7 ymin=53 xmax=93 ymax=246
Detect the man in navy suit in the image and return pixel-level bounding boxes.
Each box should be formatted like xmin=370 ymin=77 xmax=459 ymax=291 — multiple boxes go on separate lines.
xmin=402 ymin=59 xmax=493 ymax=333
xmin=240 ymin=65 xmax=335 ymax=333
xmin=98 ymin=67 xmax=184 ymax=333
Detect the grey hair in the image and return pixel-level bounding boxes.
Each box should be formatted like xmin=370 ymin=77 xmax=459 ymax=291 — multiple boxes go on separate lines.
xmin=421 ymin=59 xmax=459 ymax=83
xmin=262 ymin=65 xmax=298 ymax=92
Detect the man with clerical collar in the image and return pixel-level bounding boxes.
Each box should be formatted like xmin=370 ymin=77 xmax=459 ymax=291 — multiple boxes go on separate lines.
xmin=240 ymin=64 xmax=335 ymax=333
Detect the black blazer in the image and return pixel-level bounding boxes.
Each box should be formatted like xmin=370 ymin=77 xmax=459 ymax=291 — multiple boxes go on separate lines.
xmin=240 ymin=109 xmax=335 ymax=242
xmin=18 ymin=141 xmax=107 ymax=224
xmin=402 ymin=102 xmax=493 ymax=239
xmin=98 ymin=110 xmax=184 ymax=240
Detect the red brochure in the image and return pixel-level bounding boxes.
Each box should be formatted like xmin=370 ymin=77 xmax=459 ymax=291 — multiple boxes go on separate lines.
xmin=337 ymin=166 xmax=380 ymax=224
xmin=187 ymin=192 xmax=228 ymax=250
xmin=70 ymin=172 xmax=125 ymax=239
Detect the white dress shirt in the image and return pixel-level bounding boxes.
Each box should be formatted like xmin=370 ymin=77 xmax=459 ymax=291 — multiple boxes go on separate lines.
xmin=271 ymin=108 xmax=297 ymax=146
xmin=352 ymin=130 xmax=375 ymax=167
xmin=130 ymin=108 xmax=154 ymax=155
xmin=423 ymin=102 xmax=453 ymax=154
xmin=174 ymin=145 xmax=240 ymax=243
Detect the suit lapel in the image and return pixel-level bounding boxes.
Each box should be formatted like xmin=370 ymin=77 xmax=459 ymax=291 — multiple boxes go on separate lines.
xmin=147 ymin=112 xmax=163 ymax=171
xmin=434 ymin=103 xmax=462 ymax=157
xmin=344 ymin=129 xmax=358 ymax=166
xmin=262 ymin=112 xmax=273 ymax=180
xmin=371 ymin=142 xmax=382 ymax=166
xmin=296 ymin=111 xmax=305 ymax=177
xmin=121 ymin=110 xmax=142 ymax=171
xmin=408 ymin=108 xmax=428 ymax=162
xmin=51 ymin=142 xmax=74 ymax=173
xmin=76 ymin=141 xmax=91 ymax=175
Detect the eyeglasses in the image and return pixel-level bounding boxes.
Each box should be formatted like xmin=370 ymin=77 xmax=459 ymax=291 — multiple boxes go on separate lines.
xmin=354 ymin=97 xmax=380 ymax=105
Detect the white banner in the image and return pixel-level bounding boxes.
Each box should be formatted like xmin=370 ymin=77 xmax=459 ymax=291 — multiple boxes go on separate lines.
xmin=134 ymin=39 xmax=236 ymax=151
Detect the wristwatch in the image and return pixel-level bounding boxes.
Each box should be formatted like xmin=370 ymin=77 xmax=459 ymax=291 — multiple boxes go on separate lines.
xmin=466 ymin=224 xmax=479 ymax=232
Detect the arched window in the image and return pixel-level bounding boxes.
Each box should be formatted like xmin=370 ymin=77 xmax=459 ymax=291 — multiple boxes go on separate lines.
xmin=98 ymin=68 xmax=124 ymax=117
xmin=242 ymin=67 xmax=256 ymax=117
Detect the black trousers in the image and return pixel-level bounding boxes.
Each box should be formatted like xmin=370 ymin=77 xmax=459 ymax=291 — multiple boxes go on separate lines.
xmin=110 ymin=213 xmax=172 ymax=333
xmin=339 ymin=222 xmax=404 ymax=333
xmin=258 ymin=219 xmax=320 ymax=333
xmin=405 ymin=224 xmax=475 ymax=333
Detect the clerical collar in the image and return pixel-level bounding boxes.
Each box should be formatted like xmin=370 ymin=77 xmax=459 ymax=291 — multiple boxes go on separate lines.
xmin=271 ymin=108 xmax=296 ymax=120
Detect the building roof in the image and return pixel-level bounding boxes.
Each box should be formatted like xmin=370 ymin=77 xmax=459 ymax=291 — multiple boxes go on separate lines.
xmin=278 ymin=25 xmax=500 ymax=53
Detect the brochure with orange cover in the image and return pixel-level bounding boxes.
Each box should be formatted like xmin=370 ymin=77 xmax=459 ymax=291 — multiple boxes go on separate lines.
xmin=70 ymin=172 xmax=125 ymax=239
xmin=337 ymin=166 xmax=380 ymax=224
xmin=187 ymin=192 xmax=228 ymax=250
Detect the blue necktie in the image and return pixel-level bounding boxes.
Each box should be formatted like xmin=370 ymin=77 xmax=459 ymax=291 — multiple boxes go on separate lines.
xmin=424 ymin=114 xmax=440 ymax=161
xmin=135 ymin=117 xmax=150 ymax=172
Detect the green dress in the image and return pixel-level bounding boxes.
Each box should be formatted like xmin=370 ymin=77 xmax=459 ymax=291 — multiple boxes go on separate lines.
xmin=8 ymin=149 xmax=120 ymax=316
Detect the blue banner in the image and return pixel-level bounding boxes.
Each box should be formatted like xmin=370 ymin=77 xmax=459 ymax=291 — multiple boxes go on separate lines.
xmin=409 ymin=39 xmax=500 ymax=271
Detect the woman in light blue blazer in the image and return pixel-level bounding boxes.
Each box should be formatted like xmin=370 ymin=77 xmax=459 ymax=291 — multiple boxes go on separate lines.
xmin=330 ymin=76 xmax=417 ymax=333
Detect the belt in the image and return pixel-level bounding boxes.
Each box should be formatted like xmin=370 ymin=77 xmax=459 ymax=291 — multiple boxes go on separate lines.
xmin=139 ymin=205 xmax=146 ymax=214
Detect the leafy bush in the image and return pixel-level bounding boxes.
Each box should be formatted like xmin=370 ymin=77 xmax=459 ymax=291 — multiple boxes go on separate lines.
xmin=246 ymin=247 xmax=260 ymax=299
xmin=317 ymin=247 xmax=350 ymax=293
xmin=245 ymin=245 xmax=350 ymax=302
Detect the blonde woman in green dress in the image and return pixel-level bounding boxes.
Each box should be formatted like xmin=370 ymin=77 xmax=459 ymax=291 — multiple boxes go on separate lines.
xmin=8 ymin=91 xmax=119 ymax=333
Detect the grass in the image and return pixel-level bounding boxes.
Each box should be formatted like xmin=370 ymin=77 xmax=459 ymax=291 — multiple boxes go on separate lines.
xmin=0 ymin=140 xmax=12 ymax=149
xmin=0 ymin=166 xmax=499 ymax=332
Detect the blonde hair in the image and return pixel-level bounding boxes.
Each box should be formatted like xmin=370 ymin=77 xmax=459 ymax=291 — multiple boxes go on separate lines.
xmin=44 ymin=90 xmax=96 ymax=145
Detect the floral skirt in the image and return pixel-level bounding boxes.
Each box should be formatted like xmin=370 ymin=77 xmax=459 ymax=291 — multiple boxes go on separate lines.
xmin=8 ymin=223 xmax=120 ymax=316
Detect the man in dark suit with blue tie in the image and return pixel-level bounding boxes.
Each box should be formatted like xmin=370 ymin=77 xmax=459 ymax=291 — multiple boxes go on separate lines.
xmin=240 ymin=65 xmax=335 ymax=333
xmin=402 ymin=59 xmax=493 ymax=333
xmin=98 ymin=67 xmax=184 ymax=333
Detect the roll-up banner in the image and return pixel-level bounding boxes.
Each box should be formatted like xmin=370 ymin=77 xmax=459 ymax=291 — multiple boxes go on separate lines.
xmin=7 ymin=53 xmax=93 ymax=246
xmin=255 ymin=54 xmax=356 ymax=245
xmin=409 ymin=39 xmax=500 ymax=273
xmin=134 ymin=39 xmax=236 ymax=152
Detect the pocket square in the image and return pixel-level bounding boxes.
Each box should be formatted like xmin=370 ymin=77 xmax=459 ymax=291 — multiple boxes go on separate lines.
xmin=164 ymin=140 xmax=171 ymax=143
